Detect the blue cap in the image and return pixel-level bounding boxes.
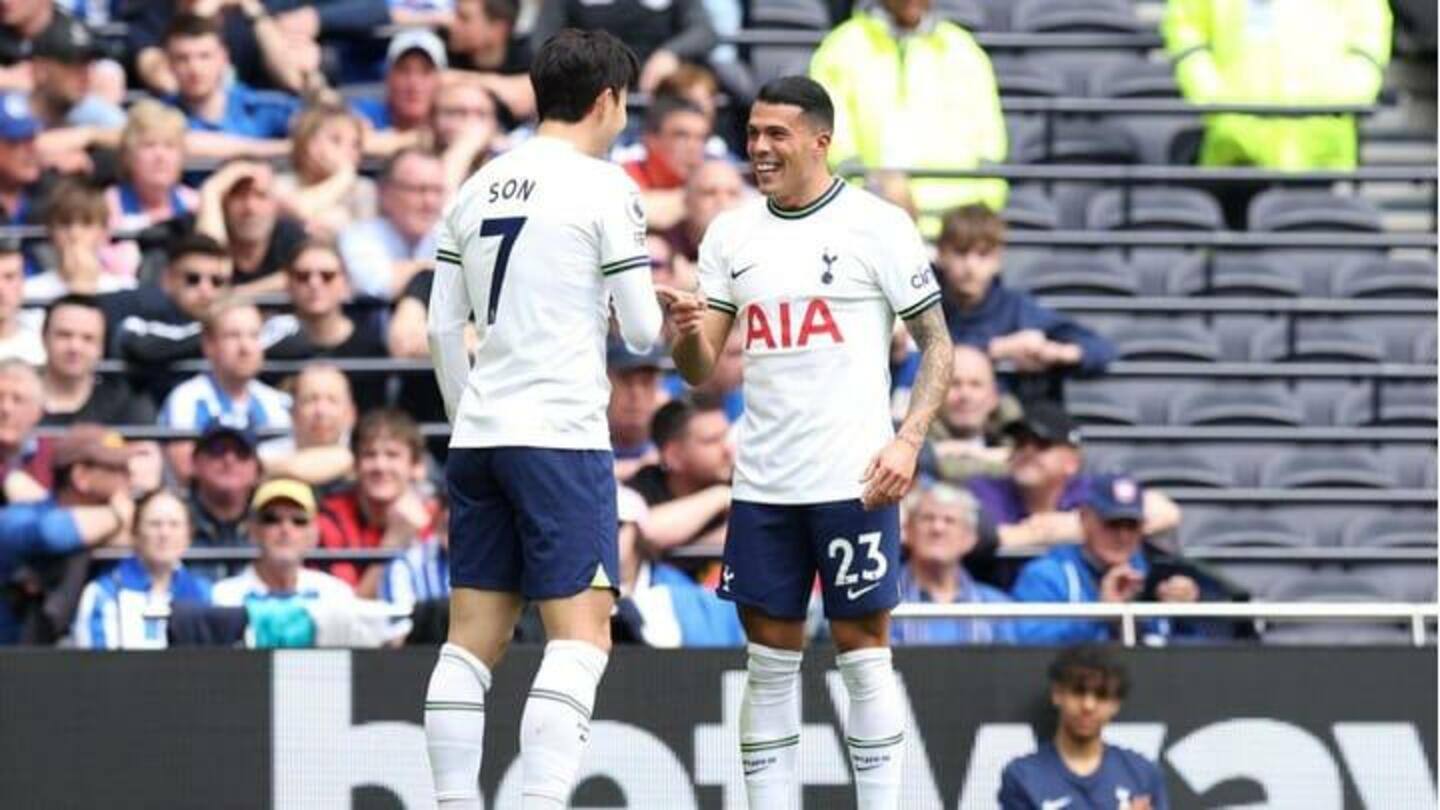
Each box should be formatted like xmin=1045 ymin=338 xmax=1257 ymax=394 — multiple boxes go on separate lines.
xmin=197 ymin=421 xmax=259 ymax=455
xmin=607 ymin=335 xmax=672 ymax=372
xmin=1084 ymin=474 xmax=1145 ymax=522
xmin=0 ymin=93 xmax=38 ymax=141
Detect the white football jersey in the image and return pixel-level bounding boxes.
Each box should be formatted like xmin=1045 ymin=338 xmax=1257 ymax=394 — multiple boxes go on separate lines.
xmin=430 ymin=136 xmax=653 ymax=450
xmin=698 ymin=179 xmax=941 ymax=504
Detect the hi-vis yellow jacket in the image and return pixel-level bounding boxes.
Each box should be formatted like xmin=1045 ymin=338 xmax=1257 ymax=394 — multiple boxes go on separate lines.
xmin=1164 ymin=0 xmax=1392 ymax=169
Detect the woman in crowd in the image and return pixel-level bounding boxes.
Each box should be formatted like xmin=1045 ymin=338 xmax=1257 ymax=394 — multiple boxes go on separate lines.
xmin=105 ymin=100 xmax=199 ymax=235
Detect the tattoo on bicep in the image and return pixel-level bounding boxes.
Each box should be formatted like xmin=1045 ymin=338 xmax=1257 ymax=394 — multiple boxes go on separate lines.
xmin=901 ymin=305 xmax=954 ymax=436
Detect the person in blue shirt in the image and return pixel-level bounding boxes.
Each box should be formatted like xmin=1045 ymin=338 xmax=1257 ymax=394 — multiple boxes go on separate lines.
xmin=1009 ymin=475 xmax=1200 ymax=645
xmin=892 ymin=482 xmax=1017 ymax=645
xmin=999 ymin=645 xmax=1169 ymax=810
xmin=352 ymin=27 xmax=445 ymax=134
xmin=162 ymin=14 xmax=297 ymax=161
xmin=935 ymin=204 xmax=1115 ymax=402
xmin=72 ymin=488 xmax=212 ymax=649
xmin=0 ymin=424 xmax=136 ymax=644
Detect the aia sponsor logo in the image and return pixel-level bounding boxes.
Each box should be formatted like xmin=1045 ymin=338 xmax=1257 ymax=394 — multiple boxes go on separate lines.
xmin=744 ymin=299 xmax=843 ymax=352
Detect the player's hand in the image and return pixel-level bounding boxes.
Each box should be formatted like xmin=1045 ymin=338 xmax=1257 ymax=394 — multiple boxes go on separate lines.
xmin=1127 ymin=797 xmax=1153 ymax=810
xmin=860 ymin=437 xmax=919 ymax=510
xmin=1156 ymin=574 xmax=1200 ymax=603
xmin=1099 ymin=564 xmax=1145 ymax=603
xmin=108 ymin=489 xmax=136 ymax=545
xmin=657 ymin=285 xmax=705 ymax=338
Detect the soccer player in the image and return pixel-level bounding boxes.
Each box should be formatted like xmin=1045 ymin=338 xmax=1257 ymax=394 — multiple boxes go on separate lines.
xmin=423 ymin=29 xmax=673 ymax=810
xmin=668 ymin=76 xmax=955 ymax=809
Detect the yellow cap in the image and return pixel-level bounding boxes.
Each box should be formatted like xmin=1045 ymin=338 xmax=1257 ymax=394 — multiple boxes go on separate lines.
xmin=250 ymin=478 xmax=317 ymax=516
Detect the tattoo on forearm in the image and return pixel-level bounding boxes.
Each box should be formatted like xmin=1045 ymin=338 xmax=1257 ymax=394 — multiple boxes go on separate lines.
xmin=899 ymin=305 xmax=954 ymax=445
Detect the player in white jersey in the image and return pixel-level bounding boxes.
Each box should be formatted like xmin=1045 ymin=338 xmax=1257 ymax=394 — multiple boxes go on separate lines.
xmin=669 ymin=77 xmax=955 ymax=810
xmin=423 ymin=30 xmax=684 ymax=810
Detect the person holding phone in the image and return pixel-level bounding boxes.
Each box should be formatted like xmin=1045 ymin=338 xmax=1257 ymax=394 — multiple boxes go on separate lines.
xmin=1009 ymin=475 xmax=1200 ymax=645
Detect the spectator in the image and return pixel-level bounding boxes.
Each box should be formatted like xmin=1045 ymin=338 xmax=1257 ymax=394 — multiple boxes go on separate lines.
xmin=338 ymin=147 xmax=443 ymax=299
xmin=1000 ymin=645 xmax=1170 ymax=809
xmin=163 ymin=14 xmax=297 ymax=160
xmin=0 ymin=358 xmax=48 ymax=502
xmin=891 ymin=483 xmax=1016 ymax=645
xmin=105 ymin=100 xmax=199 ymax=236
xmin=379 ymin=492 xmax=449 ymax=616
xmin=261 ymin=239 xmax=388 ymax=360
xmin=624 ymin=96 xmax=711 ymax=230
xmin=1010 ymin=475 xmax=1198 ymax=646
xmin=430 ymin=72 xmax=501 ymax=194
xmin=0 ymin=241 xmax=42 ymax=364
xmin=810 ymin=0 xmax=1006 ymax=231
xmin=384 ymin=265 xmax=451 ymax=432
xmin=72 ymin=488 xmax=213 ymax=649
xmin=920 ymin=345 xmax=1020 ymax=484
xmin=158 ymin=299 xmax=293 ymax=481
xmin=0 ymin=423 xmax=135 ymax=643
xmin=532 ymin=0 xmax=716 ymax=92
xmin=259 ymin=363 xmax=357 ymax=492
xmin=615 ymin=485 xmax=744 ymax=647
xmin=658 ymin=158 xmax=744 ymax=264
xmin=128 ymin=0 xmax=321 ymax=98
xmin=212 ymin=477 xmax=355 ymax=605
xmin=193 ymin=159 xmax=307 ymax=295
xmin=354 ymin=28 xmax=446 ymax=134
xmin=664 ymin=323 xmax=743 ymax=422
xmin=1165 ymin=0 xmax=1391 ymax=172
xmin=39 ymin=294 xmax=156 ymax=425
xmin=936 ymin=204 xmax=1115 ymax=402
xmin=29 ymin=11 xmax=123 ymax=131
xmin=0 ymin=0 xmax=87 ymax=90
xmin=626 ymin=396 xmax=732 ymax=555
xmin=106 ymin=232 xmax=231 ymax=368
xmin=608 ymin=336 xmax=669 ymax=479
xmin=187 ymin=424 xmax=263 ymax=549
xmin=25 ymin=178 xmax=138 ymax=302
xmin=317 ymin=408 xmax=435 ymax=596
xmin=275 ymin=104 xmax=378 ymax=238
xmin=445 ymin=0 xmax=534 ymax=122
xmin=0 ymin=92 xmax=44 ymax=226
xmin=969 ymin=402 xmax=1180 ymax=552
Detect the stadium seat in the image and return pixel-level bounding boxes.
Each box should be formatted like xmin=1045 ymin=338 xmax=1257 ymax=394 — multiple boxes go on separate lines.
xmin=932 ymin=0 xmax=987 ymax=30
xmin=1084 ymin=187 xmax=1225 ymax=231
xmin=1335 ymin=383 xmax=1438 ymax=427
xmin=974 ymin=0 xmax=1014 ymax=29
xmin=1111 ymin=449 xmax=1236 ymax=488
xmin=1180 ymin=510 xmax=1314 ymax=548
xmin=1064 ymin=380 xmax=1149 ymax=425
xmin=1414 ymin=324 xmax=1437 ymax=364
xmin=993 ymin=58 xmax=1069 ymax=96
xmin=1331 ymin=257 xmax=1439 ymax=299
xmin=1000 ymin=186 xmax=1060 ymax=230
xmin=1247 ymin=189 xmax=1385 ymax=232
xmin=1346 ymin=314 xmax=1440 ymax=364
xmin=1165 ymin=254 xmax=1303 ymax=297
xmin=1109 ymin=319 xmax=1222 ymax=361
xmin=1010 ymin=0 xmax=1142 ymax=32
xmin=1087 ymin=59 xmax=1182 ymax=99
xmin=746 ymin=0 xmax=830 ymax=85
xmin=1259 ymin=449 xmax=1399 ymax=489
xmin=1260 ymin=575 xmax=1413 ymax=645
xmin=1012 ymin=119 xmax=1140 ymax=165
xmin=1340 ymin=513 xmax=1438 ymax=548
xmin=1167 ymin=382 xmax=1305 ymax=426
xmin=1357 ymin=565 xmax=1438 ymax=603
xmin=1249 ymin=320 xmax=1386 ymax=363
xmin=1009 ymin=252 xmax=1137 ymax=296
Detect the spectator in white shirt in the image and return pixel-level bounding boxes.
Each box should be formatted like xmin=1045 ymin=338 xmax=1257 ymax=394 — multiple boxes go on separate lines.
xmin=211 ymin=477 xmax=354 ymax=605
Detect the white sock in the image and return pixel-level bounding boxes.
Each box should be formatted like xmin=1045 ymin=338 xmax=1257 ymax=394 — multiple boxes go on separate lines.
xmin=837 ymin=647 xmax=905 ymax=810
xmin=740 ymin=643 xmax=803 ymax=810
xmin=425 ymin=643 xmax=491 ymax=810
xmin=520 ymin=640 xmax=609 ymax=809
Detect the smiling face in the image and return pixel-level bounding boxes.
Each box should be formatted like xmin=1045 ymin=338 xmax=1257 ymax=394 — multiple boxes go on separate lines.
xmin=746 ymin=101 xmax=830 ymax=201
xmin=904 ymin=490 xmax=979 ymax=567
xmin=286 ymin=245 xmax=349 ymax=320
xmin=357 ymin=434 xmax=417 ymax=506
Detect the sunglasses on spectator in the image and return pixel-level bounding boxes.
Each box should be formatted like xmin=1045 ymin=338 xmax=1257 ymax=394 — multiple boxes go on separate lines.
xmin=290 ymin=268 xmax=341 ymax=285
xmin=258 ymin=511 xmax=312 ymax=528
xmin=183 ymin=272 xmax=231 ymax=289
xmin=197 ymin=441 xmax=254 ymax=459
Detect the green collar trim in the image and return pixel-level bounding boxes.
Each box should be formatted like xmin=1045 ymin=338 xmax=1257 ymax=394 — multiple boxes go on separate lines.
xmin=767 ymin=178 xmax=844 ymax=219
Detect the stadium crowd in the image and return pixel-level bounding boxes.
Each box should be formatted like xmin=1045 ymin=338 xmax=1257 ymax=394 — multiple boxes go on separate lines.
xmin=0 ymin=0 xmax=1413 ymax=649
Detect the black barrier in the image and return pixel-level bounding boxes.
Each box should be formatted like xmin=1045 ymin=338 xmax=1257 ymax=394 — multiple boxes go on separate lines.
xmin=0 ymin=647 xmax=1433 ymax=809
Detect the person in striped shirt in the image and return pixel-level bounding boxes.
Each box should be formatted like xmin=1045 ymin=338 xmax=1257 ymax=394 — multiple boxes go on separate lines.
xmin=380 ymin=510 xmax=450 ymax=614
xmin=72 ymin=488 xmax=212 ymax=649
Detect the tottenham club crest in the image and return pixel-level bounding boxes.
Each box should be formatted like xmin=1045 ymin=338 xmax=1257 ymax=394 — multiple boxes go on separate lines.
xmin=820 ymin=250 xmax=838 ymax=284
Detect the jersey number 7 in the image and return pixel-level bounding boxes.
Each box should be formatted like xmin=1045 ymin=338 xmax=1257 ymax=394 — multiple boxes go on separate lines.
xmin=478 ymin=216 xmax=527 ymax=325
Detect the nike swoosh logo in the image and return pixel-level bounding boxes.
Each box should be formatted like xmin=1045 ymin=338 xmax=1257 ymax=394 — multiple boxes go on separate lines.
xmin=1041 ymin=798 xmax=1072 ymax=810
xmin=743 ymin=765 xmax=769 ymax=776
xmin=730 ymin=264 xmax=757 ymax=280
xmin=854 ymin=763 xmax=886 ymax=772
xmin=846 ymin=583 xmax=882 ymax=600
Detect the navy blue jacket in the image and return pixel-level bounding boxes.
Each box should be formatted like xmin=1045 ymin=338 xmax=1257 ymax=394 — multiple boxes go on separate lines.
xmin=943 ymin=279 xmax=1116 ymax=376
xmin=1000 ymin=741 xmax=1169 ymax=810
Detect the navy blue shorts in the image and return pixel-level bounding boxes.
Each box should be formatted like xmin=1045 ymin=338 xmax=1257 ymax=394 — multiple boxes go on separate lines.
xmin=445 ymin=447 xmax=619 ymax=600
xmin=719 ymin=499 xmax=902 ymax=621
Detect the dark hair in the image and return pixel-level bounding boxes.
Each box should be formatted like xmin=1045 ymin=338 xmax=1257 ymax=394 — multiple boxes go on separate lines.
xmin=650 ymin=394 xmax=724 ymax=449
xmin=380 ymin=146 xmax=440 ymax=185
xmin=167 ymin=232 xmax=229 ymax=267
xmin=352 ymin=408 xmax=425 ymax=462
xmin=42 ymin=293 xmax=104 ymax=336
xmin=1048 ymin=645 xmax=1129 ymax=700
xmin=755 ymin=75 xmax=834 ymax=133
xmin=938 ymin=203 xmax=1006 ymax=253
xmin=644 ymin=95 xmax=705 ymax=135
xmin=531 ymin=29 xmax=639 ymax=124
xmin=164 ymin=13 xmax=224 ymax=47
xmin=472 ymin=0 xmax=519 ymax=27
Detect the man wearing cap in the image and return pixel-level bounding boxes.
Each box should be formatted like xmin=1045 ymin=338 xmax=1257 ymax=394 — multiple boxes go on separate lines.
xmin=0 ymin=423 xmax=135 ymax=644
xmin=1010 ymin=474 xmax=1200 ymax=645
xmin=29 ymin=11 xmax=123 ymax=131
xmin=187 ymin=423 xmax=264 ymax=549
xmin=355 ymin=28 xmax=445 ymax=134
xmin=212 ymin=477 xmax=356 ymax=606
xmin=0 ymin=91 xmax=43 ymax=227
xmin=607 ymin=335 xmax=670 ymax=480
xmin=968 ymin=401 xmax=1181 ymax=555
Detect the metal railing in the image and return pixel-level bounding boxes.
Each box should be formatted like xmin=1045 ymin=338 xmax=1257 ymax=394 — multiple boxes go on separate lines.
xmin=889 ymin=601 xmax=1440 ymax=646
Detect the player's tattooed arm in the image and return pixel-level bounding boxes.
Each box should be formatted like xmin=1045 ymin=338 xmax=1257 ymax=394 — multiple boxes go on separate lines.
xmin=897 ymin=304 xmax=954 ymax=448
